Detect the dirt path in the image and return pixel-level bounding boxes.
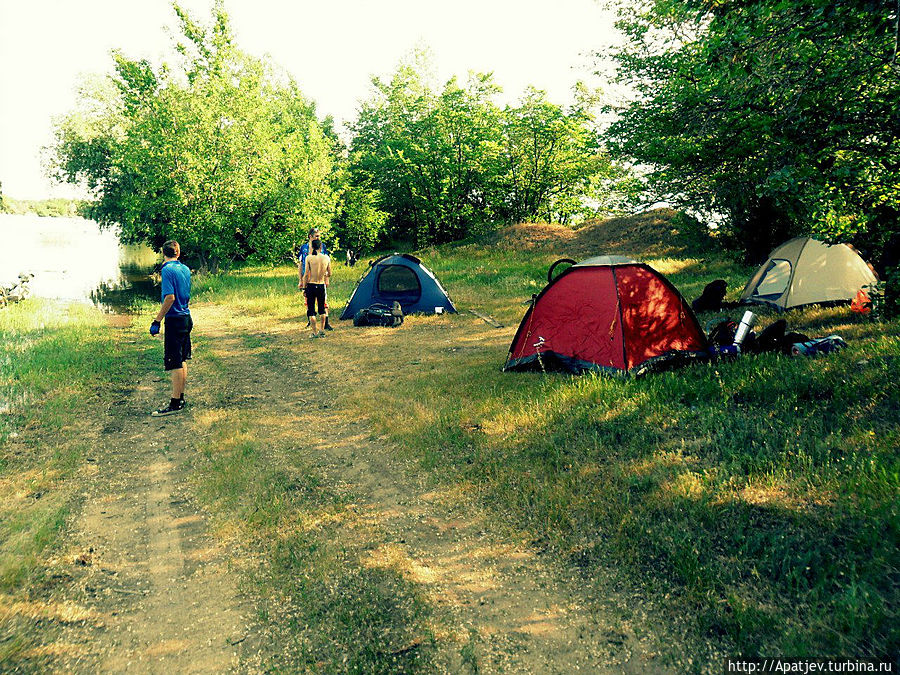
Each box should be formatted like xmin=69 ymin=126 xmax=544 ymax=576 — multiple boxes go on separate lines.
xmin=53 ymin=369 xmax=252 ymax=672
xmin=192 ymin=308 xmax=675 ymax=673
xmin=42 ymin=307 xmax=677 ymax=673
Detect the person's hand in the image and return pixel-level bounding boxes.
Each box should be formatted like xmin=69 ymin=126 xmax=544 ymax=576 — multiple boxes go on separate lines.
xmin=149 ymin=320 xmax=161 ymax=336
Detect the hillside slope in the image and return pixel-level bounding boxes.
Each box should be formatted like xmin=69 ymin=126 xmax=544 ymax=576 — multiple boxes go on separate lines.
xmin=488 ymin=208 xmax=706 ymax=260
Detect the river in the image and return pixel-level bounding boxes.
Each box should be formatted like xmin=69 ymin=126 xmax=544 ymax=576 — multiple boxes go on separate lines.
xmin=0 ymin=214 xmax=157 ymax=313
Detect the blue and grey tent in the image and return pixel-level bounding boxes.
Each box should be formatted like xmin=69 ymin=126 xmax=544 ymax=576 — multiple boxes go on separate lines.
xmin=339 ymin=254 xmax=457 ymax=320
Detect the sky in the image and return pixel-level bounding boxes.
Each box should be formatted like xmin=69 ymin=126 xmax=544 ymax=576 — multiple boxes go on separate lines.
xmin=0 ymin=0 xmax=620 ymax=200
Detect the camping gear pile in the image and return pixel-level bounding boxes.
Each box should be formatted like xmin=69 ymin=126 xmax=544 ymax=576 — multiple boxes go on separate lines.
xmin=704 ymin=313 xmax=844 ymax=358
xmin=352 ymin=301 xmax=404 ymax=328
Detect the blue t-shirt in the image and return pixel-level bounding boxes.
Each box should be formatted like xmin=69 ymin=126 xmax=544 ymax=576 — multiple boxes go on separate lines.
xmin=298 ymin=241 xmax=328 ymax=276
xmin=161 ymin=260 xmax=191 ymax=317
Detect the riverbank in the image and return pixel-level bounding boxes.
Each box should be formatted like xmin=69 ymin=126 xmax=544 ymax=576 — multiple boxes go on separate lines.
xmin=2 ymin=221 xmax=898 ymax=670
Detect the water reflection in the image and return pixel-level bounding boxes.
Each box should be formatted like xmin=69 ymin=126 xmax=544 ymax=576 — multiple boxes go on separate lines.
xmin=0 ymin=214 xmax=157 ymax=313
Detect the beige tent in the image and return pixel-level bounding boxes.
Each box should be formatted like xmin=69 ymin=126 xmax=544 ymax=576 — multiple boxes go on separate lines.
xmin=740 ymin=237 xmax=878 ymax=310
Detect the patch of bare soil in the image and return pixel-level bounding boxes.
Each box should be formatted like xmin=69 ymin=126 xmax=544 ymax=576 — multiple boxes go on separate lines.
xmin=44 ymin=371 xmax=255 ymax=672
xmin=490 ymin=209 xmax=701 ymax=260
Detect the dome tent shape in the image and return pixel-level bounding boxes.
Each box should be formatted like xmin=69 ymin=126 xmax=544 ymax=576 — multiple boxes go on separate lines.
xmin=339 ymin=254 xmax=457 ymax=320
xmin=503 ymin=256 xmax=708 ymax=375
xmin=740 ymin=237 xmax=878 ymax=310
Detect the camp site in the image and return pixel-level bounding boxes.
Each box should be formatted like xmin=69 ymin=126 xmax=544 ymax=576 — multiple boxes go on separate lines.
xmin=1 ymin=2 xmax=898 ymax=673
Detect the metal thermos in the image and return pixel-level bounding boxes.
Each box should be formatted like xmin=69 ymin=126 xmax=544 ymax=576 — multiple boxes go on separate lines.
xmin=733 ymin=310 xmax=756 ymax=347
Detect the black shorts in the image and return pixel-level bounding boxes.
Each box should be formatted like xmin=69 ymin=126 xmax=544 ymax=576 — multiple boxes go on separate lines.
xmin=164 ymin=314 xmax=193 ymax=371
xmin=305 ymin=283 xmax=326 ymax=316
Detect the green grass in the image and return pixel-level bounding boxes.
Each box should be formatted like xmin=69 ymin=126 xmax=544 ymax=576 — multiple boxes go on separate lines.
xmin=213 ymin=233 xmax=892 ymax=661
xmin=5 ymin=217 xmax=898 ymax=668
xmin=399 ymin=254 xmax=898 ymax=659
xmin=0 ymin=298 xmax=152 ymax=672
xmin=0 ymin=301 xmax=149 ymax=583
xmin=191 ymin=231 xmax=898 ymax=661
xmin=186 ymin=334 xmax=436 ymax=673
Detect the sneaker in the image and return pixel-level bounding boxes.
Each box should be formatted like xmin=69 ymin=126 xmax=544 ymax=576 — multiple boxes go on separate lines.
xmin=310 ymin=331 xmax=323 ymax=339
xmin=151 ymin=399 xmax=185 ymax=417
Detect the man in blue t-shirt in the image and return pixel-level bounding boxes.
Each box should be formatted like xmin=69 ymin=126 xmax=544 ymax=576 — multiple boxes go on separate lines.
xmin=149 ymin=239 xmax=193 ymax=416
xmin=297 ymin=227 xmax=333 ymax=330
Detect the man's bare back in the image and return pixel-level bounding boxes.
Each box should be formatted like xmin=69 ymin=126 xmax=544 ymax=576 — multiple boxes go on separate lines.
xmin=304 ymin=253 xmax=331 ymax=285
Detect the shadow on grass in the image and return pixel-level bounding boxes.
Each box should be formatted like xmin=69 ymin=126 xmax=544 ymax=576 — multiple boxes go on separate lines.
xmin=397 ymin=345 xmax=899 ymax=658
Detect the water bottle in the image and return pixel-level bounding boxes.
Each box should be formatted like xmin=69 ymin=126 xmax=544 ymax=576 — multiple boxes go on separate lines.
xmin=733 ymin=310 xmax=756 ymax=347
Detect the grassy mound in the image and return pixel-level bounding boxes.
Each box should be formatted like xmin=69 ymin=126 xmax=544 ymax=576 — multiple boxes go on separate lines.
xmin=489 ymin=208 xmax=707 ymax=260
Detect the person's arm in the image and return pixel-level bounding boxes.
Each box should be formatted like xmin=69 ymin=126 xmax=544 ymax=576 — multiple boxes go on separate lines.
xmin=325 ymin=258 xmax=332 ymax=286
xmin=297 ymin=246 xmax=307 ymax=288
xmin=150 ymin=294 xmax=174 ymax=335
xmin=155 ymin=295 xmax=175 ymax=322
xmin=303 ymin=265 xmax=310 ymax=287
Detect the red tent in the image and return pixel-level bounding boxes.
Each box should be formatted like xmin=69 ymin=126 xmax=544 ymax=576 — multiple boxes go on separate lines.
xmin=503 ymin=256 xmax=709 ymax=375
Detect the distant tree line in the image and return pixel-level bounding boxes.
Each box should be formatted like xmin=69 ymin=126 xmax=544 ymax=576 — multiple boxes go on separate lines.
xmin=0 ymin=195 xmax=84 ymax=218
xmin=48 ymin=2 xmax=633 ymax=268
xmin=49 ymin=0 xmax=898 ymax=281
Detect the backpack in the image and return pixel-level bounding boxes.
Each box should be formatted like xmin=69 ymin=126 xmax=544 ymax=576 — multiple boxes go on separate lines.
xmin=707 ymin=319 xmax=737 ymax=347
xmin=353 ymin=302 xmax=404 ymax=328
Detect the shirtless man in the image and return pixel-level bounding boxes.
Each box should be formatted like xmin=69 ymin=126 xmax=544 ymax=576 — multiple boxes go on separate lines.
xmin=302 ymin=239 xmax=332 ymax=337
xmin=297 ymin=228 xmax=333 ymax=330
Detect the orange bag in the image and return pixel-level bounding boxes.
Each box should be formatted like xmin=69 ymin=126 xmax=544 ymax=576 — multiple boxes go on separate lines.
xmin=850 ymin=288 xmax=871 ymax=314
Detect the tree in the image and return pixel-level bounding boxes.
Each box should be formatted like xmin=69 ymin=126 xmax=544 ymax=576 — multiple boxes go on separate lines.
xmin=349 ymin=50 xmax=503 ymax=246
xmin=49 ymin=2 xmax=336 ymax=269
xmin=494 ymin=87 xmax=625 ymax=225
xmin=350 ymin=50 xmax=630 ymax=246
xmin=332 ymin=180 xmax=389 ymax=255
xmin=605 ymin=0 xmax=900 ymax=268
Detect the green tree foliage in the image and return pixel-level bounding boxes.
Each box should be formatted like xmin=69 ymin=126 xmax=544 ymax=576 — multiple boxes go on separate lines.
xmin=332 ymin=180 xmax=389 ymax=255
xmin=0 ymin=192 xmax=83 ymax=217
xmin=605 ymin=0 xmax=900 ymax=268
xmin=350 ymin=50 xmax=629 ymax=246
xmin=495 ymin=86 xmax=632 ymax=226
xmin=49 ymin=2 xmax=336 ymax=269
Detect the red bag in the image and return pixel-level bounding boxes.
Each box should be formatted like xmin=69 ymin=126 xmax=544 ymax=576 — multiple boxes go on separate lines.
xmin=850 ymin=289 xmax=871 ymax=314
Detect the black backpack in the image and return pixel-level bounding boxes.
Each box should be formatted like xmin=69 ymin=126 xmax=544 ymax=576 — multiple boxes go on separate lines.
xmin=708 ymin=319 xmax=737 ymax=346
xmin=353 ymin=302 xmax=404 ymax=328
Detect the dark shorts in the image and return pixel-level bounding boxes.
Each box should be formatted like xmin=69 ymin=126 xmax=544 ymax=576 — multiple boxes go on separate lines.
xmin=164 ymin=314 xmax=193 ymax=371
xmin=305 ymin=283 xmax=326 ymax=316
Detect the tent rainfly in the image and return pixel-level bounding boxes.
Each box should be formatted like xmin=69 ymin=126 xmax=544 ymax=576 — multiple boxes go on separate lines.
xmin=340 ymin=254 xmax=456 ymax=320
xmin=740 ymin=237 xmax=878 ymax=310
xmin=503 ymin=256 xmax=708 ymax=375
